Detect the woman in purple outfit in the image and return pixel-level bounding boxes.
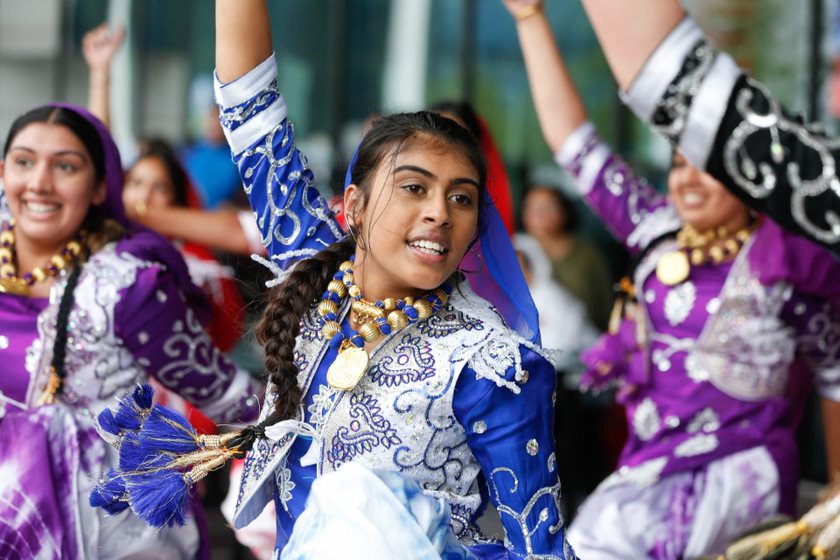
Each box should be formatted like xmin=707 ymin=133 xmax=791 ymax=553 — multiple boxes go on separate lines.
xmin=505 ymin=0 xmax=840 ymax=558
xmin=0 ymin=103 xmax=261 ymax=558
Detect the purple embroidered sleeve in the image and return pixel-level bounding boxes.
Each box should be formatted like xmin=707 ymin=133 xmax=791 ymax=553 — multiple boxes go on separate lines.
xmin=554 ymin=122 xmax=677 ymax=254
xmin=784 ymin=295 xmax=840 ymax=401
xmin=114 ymin=266 xmax=261 ymax=423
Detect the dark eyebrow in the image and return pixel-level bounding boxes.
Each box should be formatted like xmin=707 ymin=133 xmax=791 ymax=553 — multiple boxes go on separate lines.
xmin=9 ymin=146 xmax=87 ymax=160
xmin=394 ymin=164 xmax=436 ymax=180
xmin=394 ymin=164 xmax=480 ymax=189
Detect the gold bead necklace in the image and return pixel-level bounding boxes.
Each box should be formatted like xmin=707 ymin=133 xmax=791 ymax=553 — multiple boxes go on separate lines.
xmin=655 ymin=221 xmax=757 ymax=286
xmin=317 ymin=257 xmax=450 ymax=391
xmin=0 ymin=220 xmax=87 ymax=296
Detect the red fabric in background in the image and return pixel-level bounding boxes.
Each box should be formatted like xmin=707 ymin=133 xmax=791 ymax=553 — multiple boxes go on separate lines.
xmin=476 ymin=116 xmax=515 ymax=236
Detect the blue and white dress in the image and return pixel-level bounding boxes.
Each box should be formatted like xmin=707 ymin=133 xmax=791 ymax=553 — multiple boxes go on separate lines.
xmin=215 ymin=54 xmax=577 ymax=560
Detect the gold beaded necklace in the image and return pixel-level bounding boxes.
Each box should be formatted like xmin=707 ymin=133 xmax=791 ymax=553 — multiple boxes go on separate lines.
xmin=317 ymin=258 xmax=450 ymax=391
xmin=0 ymin=220 xmax=86 ymax=296
xmin=655 ymin=222 xmax=758 ymax=286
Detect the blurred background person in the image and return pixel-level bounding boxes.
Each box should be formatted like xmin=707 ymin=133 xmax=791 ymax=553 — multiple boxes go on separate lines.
xmin=181 ymin=77 xmax=246 ymax=210
xmin=521 ymin=182 xmax=613 ymax=331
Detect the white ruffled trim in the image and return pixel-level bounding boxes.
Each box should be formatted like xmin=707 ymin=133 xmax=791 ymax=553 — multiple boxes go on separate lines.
xmin=553 ymin=122 xmax=610 ymax=196
xmin=620 ymin=18 xmax=705 ymax=121
xmin=554 ymin=121 xmax=596 ymax=167
xmin=679 ymin=53 xmax=741 ymax=168
xmin=214 ymin=54 xmax=277 ymax=107
xmin=214 ymin=54 xmax=289 ymax=155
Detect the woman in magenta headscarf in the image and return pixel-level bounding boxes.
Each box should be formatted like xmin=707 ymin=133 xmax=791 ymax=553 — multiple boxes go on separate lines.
xmin=0 ymin=103 xmax=261 ymax=559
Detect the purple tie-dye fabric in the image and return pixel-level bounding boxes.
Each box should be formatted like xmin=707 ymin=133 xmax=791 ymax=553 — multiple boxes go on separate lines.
xmin=0 ymin=405 xmax=104 ymax=559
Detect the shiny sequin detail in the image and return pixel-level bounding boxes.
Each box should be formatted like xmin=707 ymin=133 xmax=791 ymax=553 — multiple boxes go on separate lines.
xmin=488 ymin=468 xmax=569 ymax=558
xmin=274 ymin=466 xmax=296 ymax=513
xmin=722 ymin=78 xmax=840 ymax=245
xmin=686 ymin=407 xmax=721 ymax=434
xmin=632 ymin=398 xmax=661 ymax=442
xmin=664 ymin=281 xmax=697 ymax=327
xmin=526 ymin=439 xmax=540 ymax=456
xmin=674 ymin=433 xmax=719 ymax=457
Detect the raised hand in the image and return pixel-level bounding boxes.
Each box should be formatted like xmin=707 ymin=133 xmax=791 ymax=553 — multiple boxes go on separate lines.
xmin=82 ymin=23 xmax=125 ymax=127
xmin=501 ymin=0 xmax=542 ymax=20
xmin=82 ymin=23 xmax=125 ymax=72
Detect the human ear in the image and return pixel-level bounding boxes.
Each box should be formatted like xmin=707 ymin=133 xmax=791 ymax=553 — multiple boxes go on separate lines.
xmin=92 ymin=178 xmax=107 ymax=206
xmin=343 ymin=184 xmax=361 ymax=231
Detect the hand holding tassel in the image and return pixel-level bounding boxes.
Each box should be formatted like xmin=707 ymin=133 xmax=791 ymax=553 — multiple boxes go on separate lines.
xmin=90 ymin=384 xmax=254 ymax=528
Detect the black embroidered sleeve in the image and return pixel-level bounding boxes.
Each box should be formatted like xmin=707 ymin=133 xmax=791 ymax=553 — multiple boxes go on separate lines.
xmin=703 ymin=75 xmax=840 ymax=253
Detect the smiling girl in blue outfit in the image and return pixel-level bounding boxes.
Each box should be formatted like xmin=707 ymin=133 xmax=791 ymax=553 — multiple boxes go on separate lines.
xmin=213 ymin=1 xmax=576 ymax=558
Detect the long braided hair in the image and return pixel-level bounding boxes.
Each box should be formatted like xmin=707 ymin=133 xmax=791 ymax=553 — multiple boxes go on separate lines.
xmin=243 ymin=111 xmax=487 ymax=445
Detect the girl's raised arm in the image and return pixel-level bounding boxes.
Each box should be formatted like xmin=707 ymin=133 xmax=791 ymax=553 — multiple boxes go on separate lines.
xmin=579 ymin=0 xmax=840 ymax=253
xmin=216 ymin=0 xmax=273 ymax=84
xmin=506 ymin=1 xmax=671 ymax=253
xmin=213 ymin=0 xmax=343 ymax=268
xmin=578 ymin=0 xmax=684 ymax=91
xmin=503 ymin=0 xmax=586 ymax=153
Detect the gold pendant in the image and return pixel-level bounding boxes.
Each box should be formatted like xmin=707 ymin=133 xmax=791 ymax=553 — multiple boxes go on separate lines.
xmin=327 ymin=346 xmax=370 ymax=391
xmin=655 ymin=251 xmax=690 ymax=286
xmin=0 ymin=277 xmax=30 ymax=296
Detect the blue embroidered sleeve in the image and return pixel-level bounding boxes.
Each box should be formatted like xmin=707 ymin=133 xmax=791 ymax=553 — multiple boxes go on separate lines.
xmin=454 ymin=344 xmax=578 ymax=559
xmin=214 ymin=54 xmax=344 ymax=269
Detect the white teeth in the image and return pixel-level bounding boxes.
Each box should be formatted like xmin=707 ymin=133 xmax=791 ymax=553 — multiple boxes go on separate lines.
xmin=682 ymin=193 xmax=704 ymax=205
xmin=409 ymin=240 xmax=446 ymax=255
xmin=25 ymin=201 xmax=60 ymax=214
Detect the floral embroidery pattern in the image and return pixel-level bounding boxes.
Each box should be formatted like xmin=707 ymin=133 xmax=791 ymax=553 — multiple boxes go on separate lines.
xmin=369 ymin=333 xmax=435 ymax=387
xmin=419 ymin=307 xmax=484 ymax=339
xmin=326 ymin=392 xmax=401 ymax=467
xmin=274 ymin=466 xmax=296 ymax=513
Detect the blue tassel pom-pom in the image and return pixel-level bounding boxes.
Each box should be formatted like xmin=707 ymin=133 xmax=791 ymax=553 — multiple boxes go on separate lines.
xmin=97 ymin=408 xmax=122 ymax=436
xmin=138 ymin=404 xmax=199 ymax=454
xmin=132 ymin=384 xmax=154 ymax=410
xmin=119 ymin=433 xmax=168 ymax=472
xmin=90 ymin=385 xmax=199 ymax=528
xmin=89 ymin=469 xmax=130 ymax=515
xmin=126 ymin=469 xmax=191 ymax=527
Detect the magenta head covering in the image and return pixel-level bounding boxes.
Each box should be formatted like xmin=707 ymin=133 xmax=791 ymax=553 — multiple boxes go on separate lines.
xmin=45 ymin=103 xmax=131 ymax=226
xmin=12 ymin=103 xmax=209 ymax=322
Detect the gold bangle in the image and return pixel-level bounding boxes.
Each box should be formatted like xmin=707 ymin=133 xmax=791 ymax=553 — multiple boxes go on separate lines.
xmin=514 ymin=2 xmax=542 ymax=21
